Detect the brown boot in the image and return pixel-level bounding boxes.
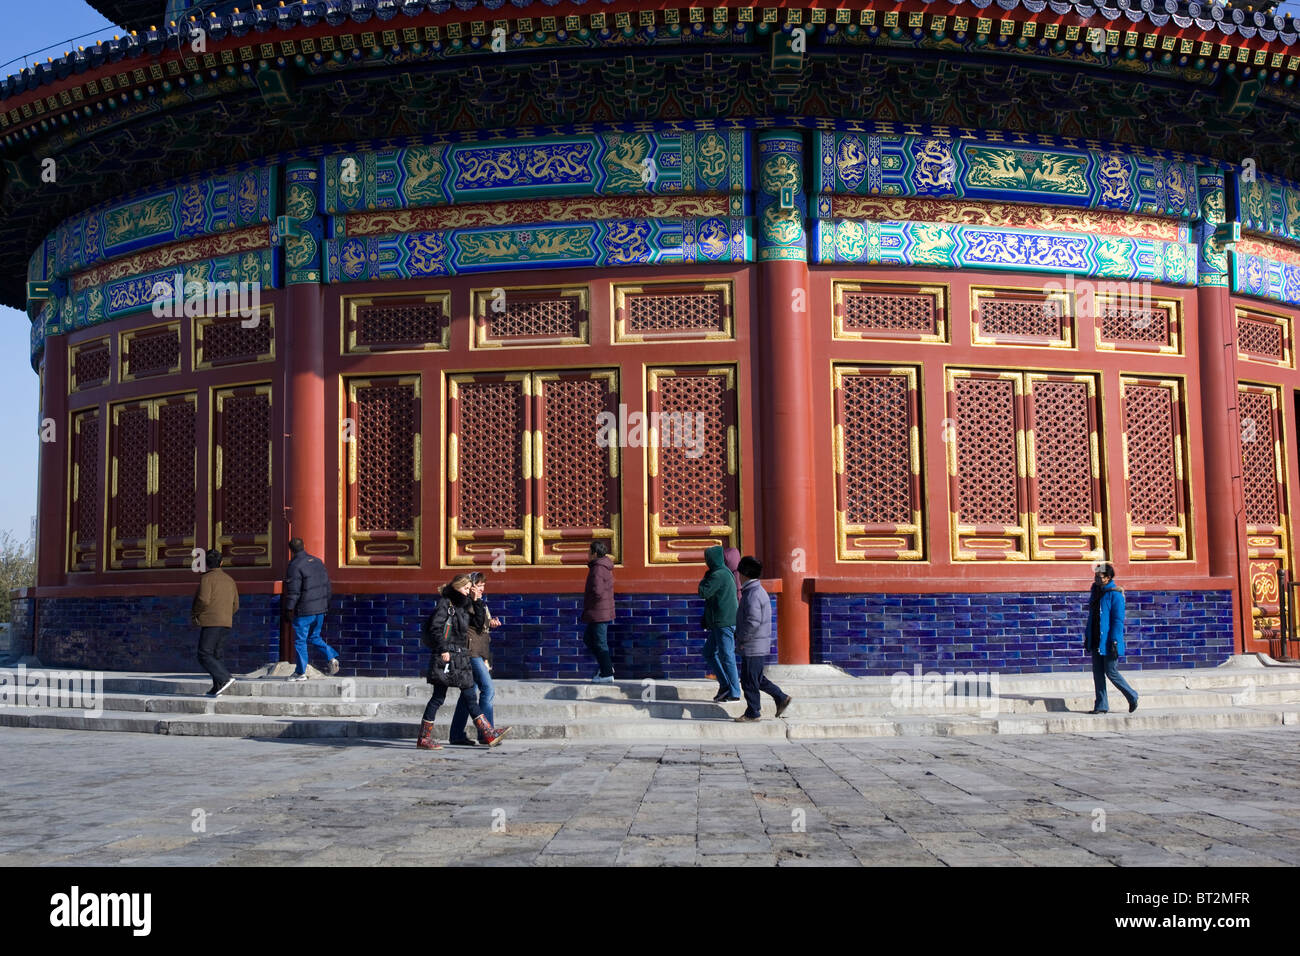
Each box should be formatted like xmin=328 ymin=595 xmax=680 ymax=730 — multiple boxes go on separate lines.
xmin=473 ymin=714 xmax=509 ymax=747
xmin=416 ymin=719 xmax=442 ymax=750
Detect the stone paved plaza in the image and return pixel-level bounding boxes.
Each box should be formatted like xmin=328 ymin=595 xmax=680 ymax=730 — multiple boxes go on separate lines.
xmin=3 ymin=725 xmax=1300 ymax=866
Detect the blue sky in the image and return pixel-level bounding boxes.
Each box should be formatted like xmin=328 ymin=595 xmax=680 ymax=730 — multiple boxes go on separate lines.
xmin=0 ymin=2 xmax=123 ymax=545
xmin=3 ymin=0 xmax=1300 ymax=543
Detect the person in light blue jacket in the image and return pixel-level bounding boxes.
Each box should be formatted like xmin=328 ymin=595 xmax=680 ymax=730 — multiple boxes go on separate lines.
xmin=1085 ymin=563 xmax=1139 ymax=714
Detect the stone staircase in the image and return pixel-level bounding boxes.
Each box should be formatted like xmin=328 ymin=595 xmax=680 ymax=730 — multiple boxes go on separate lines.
xmin=1 ymin=657 xmax=1298 ymax=740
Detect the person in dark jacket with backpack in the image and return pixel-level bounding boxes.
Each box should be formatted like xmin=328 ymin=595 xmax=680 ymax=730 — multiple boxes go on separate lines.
xmin=699 ymin=544 xmax=741 ymax=702
xmin=282 ymin=537 xmax=340 ymax=681
xmin=581 ymin=540 xmax=616 ymax=683
xmin=418 ymin=574 xmax=509 ymax=750
xmin=732 ymin=556 xmax=793 ymax=722
xmin=1085 ymin=563 xmax=1139 ymax=715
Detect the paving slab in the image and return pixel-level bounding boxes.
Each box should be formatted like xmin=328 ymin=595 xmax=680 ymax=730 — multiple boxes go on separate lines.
xmin=3 ymin=725 xmax=1300 ymax=866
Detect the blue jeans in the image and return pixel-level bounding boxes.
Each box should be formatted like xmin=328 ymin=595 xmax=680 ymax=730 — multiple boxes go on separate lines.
xmin=292 ymin=614 xmax=337 ymax=675
xmin=583 ymin=621 xmax=614 ymax=677
xmin=1091 ymin=653 xmax=1138 ymax=712
xmin=449 ymin=657 xmax=495 ymax=740
xmin=423 ymin=681 xmax=482 ymax=723
xmin=703 ymin=626 xmax=741 ymax=698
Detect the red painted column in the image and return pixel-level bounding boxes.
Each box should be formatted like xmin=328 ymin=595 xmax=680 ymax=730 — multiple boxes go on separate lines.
xmin=283 ymin=282 xmax=324 ymax=661
xmin=1195 ymin=167 xmax=1250 ymax=652
xmin=756 ymin=132 xmax=817 ymax=665
xmin=285 ymin=282 xmax=326 ymax=555
xmin=35 ymin=337 xmax=68 ymax=591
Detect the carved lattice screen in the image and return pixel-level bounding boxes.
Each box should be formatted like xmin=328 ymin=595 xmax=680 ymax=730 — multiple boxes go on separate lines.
xmin=534 ymin=371 xmax=620 ymax=564
xmin=107 ymin=394 xmax=197 ymax=569
xmin=646 ymin=366 xmax=739 ymax=563
xmin=345 ymin=376 xmax=421 ymax=565
xmin=1119 ymin=377 xmax=1190 ymax=559
xmin=447 ymin=373 xmax=532 ymax=565
xmin=947 ymin=369 xmax=1103 ymax=560
xmin=69 ymin=408 xmax=101 ymax=572
xmin=1238 ymin=383 xmax=1288 ymax=643
xmin=833 ymin=365 xmax=923 ymax=560
xmin=213 ymin=385 xmax=273 ymax=567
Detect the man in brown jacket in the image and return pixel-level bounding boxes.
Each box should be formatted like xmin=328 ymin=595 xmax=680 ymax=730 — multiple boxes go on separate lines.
xmin=193 ymin=549 xmax=240 ymax=697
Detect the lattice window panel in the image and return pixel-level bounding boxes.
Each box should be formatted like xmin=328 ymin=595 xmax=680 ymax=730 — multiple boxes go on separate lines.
xmin=448 ymin=374 xmax=532 ymax=565
xmin=213 ymin=386 xmax=272 ymax=567
xmin=1235 ymin=307 xmax=1291 ymax=367
xmin=345 ymin=376 xmax=421 ymax=566
xmin=971 ymin=287 xmax=1073 ymax=348
xmin=1025 ymin=374 xmax=1104 ymax=559
xmin=69 ymin=409 xmax=101 ymax=572
xmin=833 ymin=366 xmax=923 ymax=560
xmin=344 ymin=293 xmax=450 ymax=353
xmin=534 ymin=371 xmax=621 ymax=563
xmin=1239 ymin=386 xmax=1284 ymax=528
xmin=154 ymin=397 xmax=197 ymax=567
xmin=1237 ymin=383 xmax=1289 ymax=647
xmin=1095 ymin=292 xmax=1181 ymax=354
xmin=1120 ymin=377 xmax=1190 ymax=560
xmin=121 ymin=324 xmax=182 ymax=380
xmin=833 ymin=281 xmax=947 ymax=343
xmin=472 ymin=286 xmax=590 ymax=348
xmin=948 ymin=371 xmax=1026 ymax=560
xmin=107 ymin=394 xmax=197 ymax=570
xmin=647 ymin=366 xmax=739 ymax=563
xmin=196 ymin=309 xmax=274 ymax=368
xmin=71 ymin=339 xmax=110 ymax=391
xmin=613 ymin=281 xmax=734 ymax=342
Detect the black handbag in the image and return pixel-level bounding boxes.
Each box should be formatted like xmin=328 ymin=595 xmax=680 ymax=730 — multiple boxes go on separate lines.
xmin=427 ymin=616 xmax=455 ymax=685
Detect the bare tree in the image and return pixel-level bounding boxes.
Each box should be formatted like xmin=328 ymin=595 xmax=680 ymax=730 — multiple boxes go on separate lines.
xmin=0 ymin=530 xmax=36 ymax=624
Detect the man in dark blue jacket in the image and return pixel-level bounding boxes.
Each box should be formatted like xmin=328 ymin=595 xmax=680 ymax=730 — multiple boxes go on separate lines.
xmin=283 ymin=537 xmax=340 ymax=681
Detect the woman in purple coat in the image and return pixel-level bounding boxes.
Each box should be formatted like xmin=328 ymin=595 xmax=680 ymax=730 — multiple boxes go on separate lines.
xmin=582 ymin=540 xmax=616 ymax=684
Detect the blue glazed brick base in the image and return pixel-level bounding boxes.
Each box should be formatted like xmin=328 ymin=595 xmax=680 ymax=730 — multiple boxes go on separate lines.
xmin=32 ymin=588 xmax=1235 ymax=677
xmin=37 ymin=595 xmax=280 ymax=674
xmin=33 ymin=592 xmax=780 ymax=679
xmin=8 ymin=595 xmax=34 ymax=656
xmin=812 ymin=589 xmax=1237 ymax=675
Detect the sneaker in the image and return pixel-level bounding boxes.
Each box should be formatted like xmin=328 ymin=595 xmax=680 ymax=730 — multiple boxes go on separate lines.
xmin=734 ymin=713 xmax=760 ymax=722
xmin=328 ymin=658 xmax=341 ymax=676
xmin=1087 ymin=709 xmax=1108 ymax=715
xmin=1129 ymin=698 xmax=1139 ymax=714
xmin=212 ymin=678 xmax=235 ymax=698
xmin=721 ymin=696 xmax=741 ymax=702
xmin=712 ymin=691 xmax=728 ymax=702
xmin=448 ymin=737 xmax=478 ymax=747
xmin=288 ymin=672 xmax=308 ymax=682
xmin=593 ymin=675 xmax=615 ymax=684
xmin=775 ymin=695 xmax=793 ymax=718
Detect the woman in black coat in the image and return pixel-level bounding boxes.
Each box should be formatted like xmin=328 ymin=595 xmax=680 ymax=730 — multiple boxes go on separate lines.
xmin=418 ymin=574 xmax=509 ymax=749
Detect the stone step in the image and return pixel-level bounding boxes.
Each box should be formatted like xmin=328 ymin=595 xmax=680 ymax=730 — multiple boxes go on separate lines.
xmin=2 ymin=700 xmax=1296 ymax=740
xmin=79 ymin=680 xmax=1300 ymax=721
xmin=85 ymin=666 xmax=1300 ymax=703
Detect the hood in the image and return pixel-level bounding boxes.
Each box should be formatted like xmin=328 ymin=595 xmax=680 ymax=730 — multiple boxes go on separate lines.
xmin=440 ymin=584 xmax=469 ymax=606
xmin=588 ymin=554 xmax=613 ymax=569
xmin=724 ymin=548 xmax=741 ymax=573
xmin=704 ymin=545 xmax=726 ymax=571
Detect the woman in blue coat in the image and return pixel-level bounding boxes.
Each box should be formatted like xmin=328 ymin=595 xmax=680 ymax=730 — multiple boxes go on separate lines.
xmin=1085 ymin=563 xmax=1139 ymax=714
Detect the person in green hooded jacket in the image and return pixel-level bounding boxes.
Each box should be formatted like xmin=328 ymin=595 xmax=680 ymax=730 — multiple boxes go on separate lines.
xmin=699 ymin=545 xmax=741 ymax=702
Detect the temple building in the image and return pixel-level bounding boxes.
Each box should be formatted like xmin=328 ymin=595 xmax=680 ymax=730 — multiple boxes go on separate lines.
xmin=5 ymin=0 xmax=1300 ymax=677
